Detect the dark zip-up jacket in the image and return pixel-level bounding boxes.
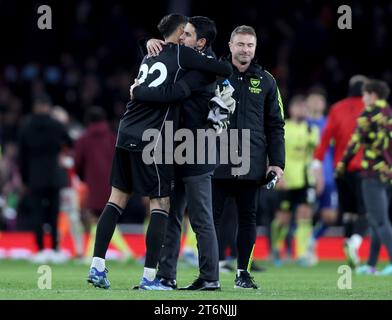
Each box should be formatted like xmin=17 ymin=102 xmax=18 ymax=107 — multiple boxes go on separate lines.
xmin=213 ymin=58 xmax=285 ymax=182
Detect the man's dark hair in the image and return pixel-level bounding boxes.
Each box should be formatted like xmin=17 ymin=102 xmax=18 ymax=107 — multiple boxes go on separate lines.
xmin=188 ymin=16 xmax=217 ymax=48
xmin=32 ymin=93 xmax=52 ymax=113
xmin=86 ymin=106 xmax=107 ymax=124
xmin=348 ymin=74 xmax=368 ymax=97
xmin=362 ymin=79 xmax=390 ymax=100
xmin=157 ymin=13 xmax=187 ymax=39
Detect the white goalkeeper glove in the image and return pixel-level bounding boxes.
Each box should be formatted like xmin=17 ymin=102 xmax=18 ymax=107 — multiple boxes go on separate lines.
xmin=215 ymin=80 xmax=236 ymax=114
xmin=207 ymin=96 xmax=231 ymax=134
xmin=207 ymin=80 xmax=236 ymax=134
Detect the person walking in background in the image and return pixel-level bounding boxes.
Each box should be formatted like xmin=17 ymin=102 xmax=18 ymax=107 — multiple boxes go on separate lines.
xmin=338 ymin=80 xmax=392 ymax=275
xmin=312 ymin=75 xmax=368 ymax=269
xmin=18 ymin=94 xmax=72 ymax=264
xmin=75 ymin=106 xmax=134 ymax=262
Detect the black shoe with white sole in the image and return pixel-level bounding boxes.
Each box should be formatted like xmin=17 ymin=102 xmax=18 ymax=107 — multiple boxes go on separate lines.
xmin=234 ymin=271 xmax=259 ymax=289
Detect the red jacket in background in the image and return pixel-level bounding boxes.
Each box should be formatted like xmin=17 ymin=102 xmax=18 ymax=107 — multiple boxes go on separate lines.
xmin=314 ymin=97 xmax=364 ymax=172
xmin=75 ymin=121 xmax=116 ymax=210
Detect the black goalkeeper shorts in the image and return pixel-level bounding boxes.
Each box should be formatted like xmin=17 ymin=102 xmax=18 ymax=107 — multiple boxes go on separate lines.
xmin=110 ymin=147 xmax=174 ymax=198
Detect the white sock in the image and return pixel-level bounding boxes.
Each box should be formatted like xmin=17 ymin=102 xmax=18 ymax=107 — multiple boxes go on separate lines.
xmin=91 ymin=257 xmax=105 ymax=272
xmin=350 ymin=234 xmax=363 ymax=250
xmin=143 ymin=267 xmax=156 ymax=281
xmin=237 ymin=269 xmax=245 ymax=277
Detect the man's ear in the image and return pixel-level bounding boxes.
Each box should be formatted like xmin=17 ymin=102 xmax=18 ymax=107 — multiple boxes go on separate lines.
xmin=196 ymin=38 xmax=207 ymax=50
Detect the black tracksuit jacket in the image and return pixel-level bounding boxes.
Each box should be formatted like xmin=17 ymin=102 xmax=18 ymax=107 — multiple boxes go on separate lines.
xmin=213 ymin=58 xmax=285 ymax=182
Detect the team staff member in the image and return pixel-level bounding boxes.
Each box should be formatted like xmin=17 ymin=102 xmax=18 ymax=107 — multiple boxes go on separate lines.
xmin=212 ymin=25 xmax=285 ymax=289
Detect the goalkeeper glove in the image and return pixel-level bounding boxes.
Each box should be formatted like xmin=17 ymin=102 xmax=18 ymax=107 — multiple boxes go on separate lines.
xmin=207 ymin=96 xmax=231 ymax=134
xmin=215 ymin=80 xmax=236 ymax=114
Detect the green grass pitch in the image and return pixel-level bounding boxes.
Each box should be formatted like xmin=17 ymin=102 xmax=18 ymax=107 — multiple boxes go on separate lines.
xmin=0 ymin=260 xmax=390 ymax=300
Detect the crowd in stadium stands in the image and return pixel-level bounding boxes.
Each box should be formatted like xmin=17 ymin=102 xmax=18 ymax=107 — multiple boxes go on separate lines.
xmin=0 ymin=1 xmax=391 ymax=263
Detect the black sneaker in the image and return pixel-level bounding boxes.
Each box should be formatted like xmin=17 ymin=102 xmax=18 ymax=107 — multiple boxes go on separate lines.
xmin=234 ymin=271 xmax=259 ymax=289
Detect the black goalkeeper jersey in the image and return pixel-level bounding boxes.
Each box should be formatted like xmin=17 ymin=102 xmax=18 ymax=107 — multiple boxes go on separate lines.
xmin=116 ymin=43 xmax=232 ymax=152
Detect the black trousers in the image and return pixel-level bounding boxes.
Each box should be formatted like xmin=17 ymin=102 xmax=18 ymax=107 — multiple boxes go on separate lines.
xmin=30 ymin=188 xmax=60 ymax=251
xmin=218 ymin=198 xmax=238 ymax=261
xmin=212 ymin=179 xmax=259 ymax=271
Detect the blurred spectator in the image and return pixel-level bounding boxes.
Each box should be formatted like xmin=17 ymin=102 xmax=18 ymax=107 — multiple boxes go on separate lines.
xmin=0 ymin=142 xmax=22 ymax=230
xmin=271 ymin=95 xmax=319 ymax=266
xmin=74 ymin=106 xmax=134 ymax=260
xmin=18 ymin=94 xmax=72 ymax=263
xmin=306 ymin=88 xmax=338 ymax=265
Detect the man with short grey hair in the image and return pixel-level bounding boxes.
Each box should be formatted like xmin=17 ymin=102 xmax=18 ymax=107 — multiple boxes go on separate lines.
xmin=213 ymin=25 xmax=285 ymax=289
